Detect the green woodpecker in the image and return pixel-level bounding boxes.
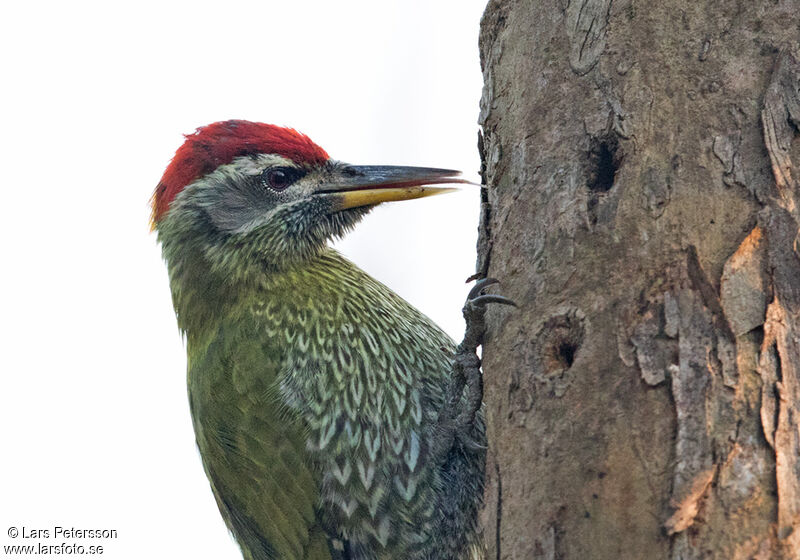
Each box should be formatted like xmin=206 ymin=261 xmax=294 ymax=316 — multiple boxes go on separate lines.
xmin=152 ymin=120 xmax=510 ymax=560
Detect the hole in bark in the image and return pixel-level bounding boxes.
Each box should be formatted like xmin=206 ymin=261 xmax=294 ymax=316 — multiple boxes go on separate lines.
xmin=587 ymin=136 xmax=621 ymax=192
xmin=538 ymin=311 xmax=585 ymax=375
xmin=788 ymin=114 xmax=799 ymax=134
xmin=558 ymin=341 xmax=577 ymax=368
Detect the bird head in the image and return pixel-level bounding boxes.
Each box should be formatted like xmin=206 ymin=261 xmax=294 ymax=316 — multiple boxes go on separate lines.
xmin=151 ymin=120 xmax=463 ymax=272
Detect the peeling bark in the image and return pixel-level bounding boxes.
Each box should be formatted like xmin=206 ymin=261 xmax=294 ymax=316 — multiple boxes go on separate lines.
xmin=477 ymin=1 xmax=800 ymax=557
xmin=758 ymin=48 xmax=800 ymax=556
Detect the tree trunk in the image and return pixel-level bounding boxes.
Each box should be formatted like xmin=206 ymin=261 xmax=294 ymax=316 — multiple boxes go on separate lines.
xmin=476 ymin=1 xmax=800 ymax=558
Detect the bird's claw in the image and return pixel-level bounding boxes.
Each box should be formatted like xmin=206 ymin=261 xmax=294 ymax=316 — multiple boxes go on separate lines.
xmin=432 ymin=277 xmax=514 ymax=464
xmin=470 ymin=294 xmax=517 ymax=307
xmin=467 ymin=277 xmax=500 ymax=300
xmin=464 ymin=277 xmax=517 ymax=315
xmin=460 ymin=434 xmax=489 ymax=453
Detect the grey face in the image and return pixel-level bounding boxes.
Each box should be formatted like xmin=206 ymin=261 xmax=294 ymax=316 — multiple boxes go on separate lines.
xmin=184 ymin=154 xmax=324 ymax=234
xmin=162 ymin=153 xmax=372 ymax=270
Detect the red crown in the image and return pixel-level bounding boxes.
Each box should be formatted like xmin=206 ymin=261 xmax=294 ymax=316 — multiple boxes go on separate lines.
xmin=150 ymin=120 xmax=329 ymax=226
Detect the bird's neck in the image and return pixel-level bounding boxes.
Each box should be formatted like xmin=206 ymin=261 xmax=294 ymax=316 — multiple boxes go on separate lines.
xmin=164 ymin=238 xmax=362 ymax=342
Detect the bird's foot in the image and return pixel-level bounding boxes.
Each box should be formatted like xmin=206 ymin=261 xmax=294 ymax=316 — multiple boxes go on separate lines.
xmin=432 ymin=278 xmax=515 ymax=463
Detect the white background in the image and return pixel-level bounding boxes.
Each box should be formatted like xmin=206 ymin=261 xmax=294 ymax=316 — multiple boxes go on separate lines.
xmin=0 ymin=1 xmax=487 ymax=557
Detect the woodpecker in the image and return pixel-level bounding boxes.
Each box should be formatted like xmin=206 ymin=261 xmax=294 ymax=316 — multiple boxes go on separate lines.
xmin=152 ymin=120 xmax=510 ymax=560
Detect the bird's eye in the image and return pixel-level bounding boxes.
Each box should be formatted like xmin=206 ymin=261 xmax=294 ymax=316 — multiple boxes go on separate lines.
xmin=262 ymin=167 xmax=303 ymax=192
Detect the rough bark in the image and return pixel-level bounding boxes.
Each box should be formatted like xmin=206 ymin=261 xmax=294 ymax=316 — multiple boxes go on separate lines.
xmin=476 ymin=1 xmax=800 ymax=558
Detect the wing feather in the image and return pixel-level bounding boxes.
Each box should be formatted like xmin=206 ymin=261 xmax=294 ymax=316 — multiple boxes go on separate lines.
xmin=188 ymin=320 xmax=333 ymax=560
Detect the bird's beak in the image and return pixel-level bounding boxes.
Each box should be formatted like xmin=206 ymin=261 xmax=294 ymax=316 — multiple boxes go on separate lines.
xmin=321 ymin=166 xmax=468 ymax=211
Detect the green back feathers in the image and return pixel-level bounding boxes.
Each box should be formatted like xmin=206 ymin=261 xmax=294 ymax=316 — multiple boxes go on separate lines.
xmin=174 ymin=248 xmax=480 ymax=559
